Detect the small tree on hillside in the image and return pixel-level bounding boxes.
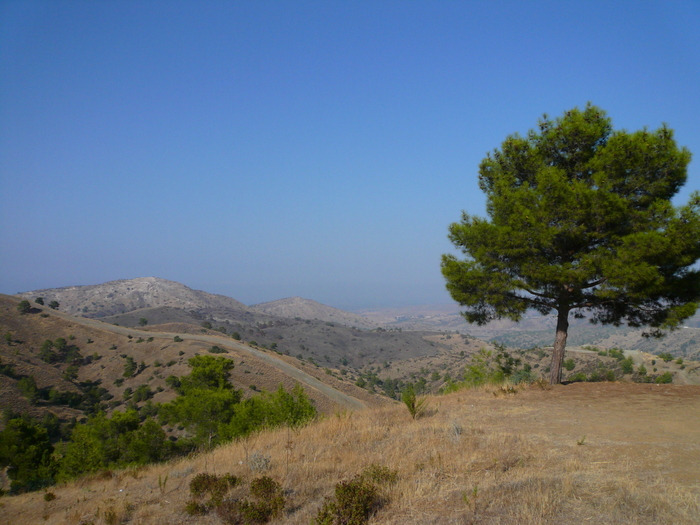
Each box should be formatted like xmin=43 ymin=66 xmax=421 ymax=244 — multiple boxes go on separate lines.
xmin=442 ymin=104 xmax=700 ymax=384
xmin=48 ymin=301 xmax=59 ymax=310
xmin=17 ymin=300 xmax=31 ymax=314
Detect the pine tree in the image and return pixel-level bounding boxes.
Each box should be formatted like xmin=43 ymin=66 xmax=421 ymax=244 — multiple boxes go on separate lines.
xmin=442 ymin=104 xmax=700 ymax=384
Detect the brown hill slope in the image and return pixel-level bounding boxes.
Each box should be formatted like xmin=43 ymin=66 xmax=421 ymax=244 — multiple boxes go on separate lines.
xmin=0 ymin=295 xmax=382 ymax=425
xmin=2 ymin=382 xmax=699 ymax=524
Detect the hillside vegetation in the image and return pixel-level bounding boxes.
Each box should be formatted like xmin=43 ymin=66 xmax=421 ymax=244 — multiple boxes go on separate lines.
xmin=1 ymin=382 xmax=699 ymax=524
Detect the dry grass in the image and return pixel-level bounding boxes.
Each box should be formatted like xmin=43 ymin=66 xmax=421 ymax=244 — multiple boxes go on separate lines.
xmin=2 ymin=383 xmax=699 ymax=524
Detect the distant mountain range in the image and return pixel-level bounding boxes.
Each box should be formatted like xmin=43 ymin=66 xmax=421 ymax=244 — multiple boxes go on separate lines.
xmin=16 ymin=277 xmax=700 ymax=359
xmin=17 ymin=277 xmax=249 ymax=318
xmin=252 ymin=296 xmax=378 ymax=330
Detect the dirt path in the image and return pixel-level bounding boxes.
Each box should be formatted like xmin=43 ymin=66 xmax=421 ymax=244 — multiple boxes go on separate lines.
xmin=43 ymin=309 xmax=366 ymax=411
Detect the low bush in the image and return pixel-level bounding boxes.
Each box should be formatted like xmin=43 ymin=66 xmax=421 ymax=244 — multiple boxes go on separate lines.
xmin=313 ymin=476 xmax=379 ymax=525
xmin=568 ymin=372 xmax=588 ymax=383
xmin=655 ymin=372 xmax=673 ymax=384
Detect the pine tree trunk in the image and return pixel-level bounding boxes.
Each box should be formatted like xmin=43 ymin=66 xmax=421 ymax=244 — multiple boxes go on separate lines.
xmin=549 ymin=308 xmax=570 ymax=385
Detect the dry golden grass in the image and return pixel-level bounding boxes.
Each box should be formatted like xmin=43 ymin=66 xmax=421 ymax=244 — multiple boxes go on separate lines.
xmin=2 ymin=382 xmax=699 ymax=524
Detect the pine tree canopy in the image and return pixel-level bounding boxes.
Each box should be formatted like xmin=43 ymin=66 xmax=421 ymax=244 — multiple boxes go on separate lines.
xmin=442 ymin=104 xmax=700 ymax=384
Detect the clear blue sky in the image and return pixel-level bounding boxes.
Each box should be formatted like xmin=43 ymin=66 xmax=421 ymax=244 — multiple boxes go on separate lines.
xmin=1 ymin=1 xmax=699 ymax=310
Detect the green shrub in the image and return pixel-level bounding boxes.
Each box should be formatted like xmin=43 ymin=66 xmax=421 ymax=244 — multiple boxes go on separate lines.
xmin=655 ymin=372 xmax=673 ymax=384
xmin=658 ymin=352 xmax=674 ymax=362
xmin=608 ymin=348 xmax=625 ymax=360
xmin=174 ymin=336 xmax=184 ymax=343
xmin=123 ymin=356 xmax=137 ymax=377
xmin=209 ymin=346 xmax=227 ymax=354
xmin=588 ymin=370 xmax=602 ymax=382
xmin=568 ymin=372 xmax=588 ymax=383
xmin=17 ymin=300 xmax=31 ymax=314
xmin=620 ymin=357 xmax=634 ymax=374
xmin=563 ymin=358 xmax=576 ymax=371
xmin=401 ymin=385 xmax=427 ymax=420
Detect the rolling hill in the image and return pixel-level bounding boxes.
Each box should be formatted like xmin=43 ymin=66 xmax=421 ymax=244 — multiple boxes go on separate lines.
xmin=251 ymin=296 xmax=378 ymax=329
xmin=0 ymin=294 xmax=386 ymax=428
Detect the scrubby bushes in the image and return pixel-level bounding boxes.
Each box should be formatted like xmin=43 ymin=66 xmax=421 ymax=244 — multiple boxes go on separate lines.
xmin=313 ymin=464 xmax=398 ymax=525
xmin=185 ymin=472 xmax=283 ymax=524
xmin=443 ymin=345 xmax=534 ymax=393
xmin=655 ymin=371 xmax=673 ymax=384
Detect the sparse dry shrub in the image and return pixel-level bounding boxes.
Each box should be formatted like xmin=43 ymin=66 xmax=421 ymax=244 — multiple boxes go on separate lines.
xmin=189 ymin=472 xmax=220 ymax=497
xmin=185 ymin=500 xmax=208 ymax=516
xmin=215 ymin=476 xmax=284 ymax=525
xmin=103 ymin=506 xmax=118 ymax=525
xmin=361 ymin=464 xmax=398 ymax=487
xmin=492 ymin=384 xmax=518 ymax=397
xmin=248 ymin=451 xmax=271 ymax=472
xmin=189 ymin=471 xmax=240 ymax=508
xmin=313 ymin=475 xmax=380 ymax=525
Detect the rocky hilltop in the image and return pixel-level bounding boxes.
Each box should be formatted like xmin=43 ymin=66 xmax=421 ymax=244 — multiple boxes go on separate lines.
xmin=251 ymin=296 xmax=378 ymax=329
xmin=17 ymin=277 xmax=251 ymax=318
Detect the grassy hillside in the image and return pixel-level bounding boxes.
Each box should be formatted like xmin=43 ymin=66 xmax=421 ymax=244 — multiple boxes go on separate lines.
xmin=0 ymin=294 xmax=382 ymax=426
xmin=2 ymin=382 xmax=698 ymax=524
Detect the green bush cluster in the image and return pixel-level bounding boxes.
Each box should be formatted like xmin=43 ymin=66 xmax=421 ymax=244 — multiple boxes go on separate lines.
xmin=0 ymin=409 xmax=172 ymax=493
xmin=39 ymin=338 xmax=83 ymax=365
xmin=568 ymin=369 xmax=616 ymax=383
xmin=620 ymin=357 xmax=634 ymax=374
xmin=1 ymin=356 xmax=317 ymax=495
xmin=444 ymin=345 xmax=534 ymax=393
xmin=159 ymin=356 xmax=316 ymax=448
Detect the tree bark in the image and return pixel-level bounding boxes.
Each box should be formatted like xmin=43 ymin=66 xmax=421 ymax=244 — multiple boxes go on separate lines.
xmin=549 ymin=307 xmax=570 ymax=385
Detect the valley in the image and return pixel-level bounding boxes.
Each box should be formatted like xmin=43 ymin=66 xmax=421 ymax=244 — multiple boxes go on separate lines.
xmin=1 ymin=277 xmax=699 ymax=524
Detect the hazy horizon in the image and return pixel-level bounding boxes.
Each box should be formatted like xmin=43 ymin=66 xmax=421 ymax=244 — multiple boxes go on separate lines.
xmin=2 ymin=1 xmax=699 ymax=311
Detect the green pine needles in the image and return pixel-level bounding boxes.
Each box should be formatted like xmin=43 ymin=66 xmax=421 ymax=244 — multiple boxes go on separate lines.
xmin=442 ymin=104 xmax=700 ymax=384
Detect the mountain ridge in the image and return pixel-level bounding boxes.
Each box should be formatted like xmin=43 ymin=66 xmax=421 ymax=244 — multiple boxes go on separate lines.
xmin=251 ymin=296 xmax=378 ymax=329
xmin=16 ymin=277 xmax=252 ymax=319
